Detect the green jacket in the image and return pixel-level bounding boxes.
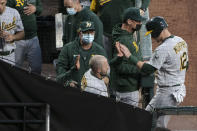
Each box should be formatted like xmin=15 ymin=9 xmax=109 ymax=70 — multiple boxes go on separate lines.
xmin=110 ymin=24 xmax=142 ymax=92
xmin=7 ymin=0 xmax=43 ymax=39
xmin=56 ymin=38 xmax=107 ymax=85
xmin=63 ymin=7 xmax=103 ymax=47
xmin=95 ymin=0 xmax=150 ymax=36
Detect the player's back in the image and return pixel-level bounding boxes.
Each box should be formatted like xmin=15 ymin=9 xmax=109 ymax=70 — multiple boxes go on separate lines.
xmin=157 ymin=36 xmax=188 ymax=86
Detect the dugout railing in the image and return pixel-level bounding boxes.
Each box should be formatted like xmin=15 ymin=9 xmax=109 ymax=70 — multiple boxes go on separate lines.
xmin=152 ymin=106 xmax=197 ymax=131
xmin=0 ymin=103 xmax=50 ymax=131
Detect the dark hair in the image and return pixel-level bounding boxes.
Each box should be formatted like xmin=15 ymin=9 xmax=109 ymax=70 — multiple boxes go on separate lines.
xmin=146 ymin=16 xmax=168 ymax=38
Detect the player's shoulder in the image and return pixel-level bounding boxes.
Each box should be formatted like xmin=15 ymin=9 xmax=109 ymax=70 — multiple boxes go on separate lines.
xmin=83 ymin=7 xmax=101 ymax=22
xmin=5 ymin=6 xmax=21 ymax=17
xmin=63 ymin=39 xmax=78 ymax=49
xmin=84 ymin=69 xmax=91 ymax=77
xmin=5 ymin=6 xmax=18 ymax=13
xmin=171 ymin=36 xmax=185 ymax=43
xmin=161 ymin=35 xmax=184 ymax=47
xmin=174 ymin=35 xmax=184 ymax=40
xmin=83 ymin=69 xmax=97 ymax=83
xmin=156 ymin=42 xmax=167 ymax=52
xmin=165 ymin=35 xmax=184 ymax=43
xmin=92 ymin=42 xmax=105 ymax=52
xmin=84 ymin=7 xmax=97 ymax=17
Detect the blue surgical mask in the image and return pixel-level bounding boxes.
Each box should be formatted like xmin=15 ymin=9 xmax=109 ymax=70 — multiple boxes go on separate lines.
xmin=82 ymin=34 xmax=94 ymax=45
xmin=66 ymin=8 xmax=77 ymax=15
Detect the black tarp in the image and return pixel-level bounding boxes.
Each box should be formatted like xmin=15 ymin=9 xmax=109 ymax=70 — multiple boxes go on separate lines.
xmin=0 ymin=60 xmax=152 ymax=131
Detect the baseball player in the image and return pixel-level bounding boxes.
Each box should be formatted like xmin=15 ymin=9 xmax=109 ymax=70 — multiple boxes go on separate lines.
xmin=117 ymin=16 xmax=189 ymax=128
xmin=7 ymin=0 xmax=43 ymax=74
xmin=81 ymin=55 xmax=109 ymax=97
xmin=56 ymin=21 xmax=107 ymax=87
xmin=0 ymin=0 xmax=24 ymax=64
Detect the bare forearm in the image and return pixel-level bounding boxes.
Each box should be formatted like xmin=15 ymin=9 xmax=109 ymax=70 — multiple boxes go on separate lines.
xmin=13 ymin=31 xmax=25 ymax=41
xmin=136 ymin=61 xmax=145 ymax=69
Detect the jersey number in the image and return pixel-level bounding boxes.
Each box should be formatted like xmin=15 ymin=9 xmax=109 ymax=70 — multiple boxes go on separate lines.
xmin=180 ymin=52 xmax=187 ymax=71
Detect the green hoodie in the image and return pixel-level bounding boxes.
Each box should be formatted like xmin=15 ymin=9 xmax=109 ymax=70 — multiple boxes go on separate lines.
xmin=110 ymin=24 xmax=142 ymax=92
xmin=56 ymin=38 xmax=107 ymax=85
xmin=93 ymin=0 xmax=150 ymax=37
xmin=7 ymin=0 xmax=43 ymax=40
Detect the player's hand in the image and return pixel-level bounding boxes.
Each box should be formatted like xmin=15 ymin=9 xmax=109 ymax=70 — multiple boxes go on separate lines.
xmin=0 ymin=31 xmax=7 ymax=38
xmin=24 ymin=4 xmax=36 ymax=15
xmin=5 ymin=34 xmax=15 ymax=43
xmin=0 ymin=31 xmax=14 ymax=42
xmin=75 ymin=55 xmax=80 ymax=70
xmin=69 ymin=80 xmax=78 ymax=88
xmin=140 ymin=9 xmax=145 ymax=16
xmin=115 ymin=42 xmax=123 ymax=57
xmin=119 ymin=44 xmax=131 ymax=58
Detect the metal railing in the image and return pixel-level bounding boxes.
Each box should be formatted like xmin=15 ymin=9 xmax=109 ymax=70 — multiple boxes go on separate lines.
xmin=152 ymin=106 xmax=197 ymax=130
xmin=0 ymin=103 xmax=50 ymax=131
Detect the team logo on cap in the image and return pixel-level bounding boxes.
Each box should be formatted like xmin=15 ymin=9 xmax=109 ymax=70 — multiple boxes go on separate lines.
xmin=160 ymin=21 xmax=165 ymax=27
xmin=86 ymin=22 xmax=92 ymax=28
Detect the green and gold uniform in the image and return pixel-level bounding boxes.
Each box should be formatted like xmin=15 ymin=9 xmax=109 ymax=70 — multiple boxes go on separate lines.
xmin=7 ymin=0 xmax=42 ymax=39
xmin=90 ymin=0 xmax=150 ymax=36
xmin=56 ymin=38 xmax=106 ymax=85
xmin=110 ymin=24 xmax=142 ymax=93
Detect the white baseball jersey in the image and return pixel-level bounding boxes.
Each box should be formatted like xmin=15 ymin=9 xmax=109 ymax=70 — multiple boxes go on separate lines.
xmin=0 ymin=7 xmax=24 ymax=51
xmin=81 ymin=69 xmax=108 ymax=97
xmin=148 ymin=35 xmax=188 ymax=87
xmin=0 ymin=7 xmax=24 ymax=64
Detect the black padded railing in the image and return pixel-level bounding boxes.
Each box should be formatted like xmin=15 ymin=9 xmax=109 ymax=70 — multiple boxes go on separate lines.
xmin=0 ymin=103 xmax=50 ymax=131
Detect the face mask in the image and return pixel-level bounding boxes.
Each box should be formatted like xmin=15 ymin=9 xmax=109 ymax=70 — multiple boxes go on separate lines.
xmin=82 ymin=34 xmax=94 ymax=45
xmin=133 ymin=24 xmax=142 ymax=31
xmin=66 ymin=8 xmax=77 ymax=15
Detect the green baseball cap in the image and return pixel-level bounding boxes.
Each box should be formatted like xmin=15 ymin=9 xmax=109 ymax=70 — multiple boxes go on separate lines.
xmin=79 ymin=21 xmax=95 ymax=32
xmin=122 ymin=7 xmax=146 ymax=22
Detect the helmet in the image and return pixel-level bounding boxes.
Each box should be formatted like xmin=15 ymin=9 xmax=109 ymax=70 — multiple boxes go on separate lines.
xmin=145 ymin=16 xmax=168 ymax=38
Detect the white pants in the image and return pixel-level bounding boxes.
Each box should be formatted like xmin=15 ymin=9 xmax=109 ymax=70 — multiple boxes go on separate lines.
xmin=116 ymin=91 xmax=139 ymax=107
xmin=146 ymin=85 xmax=186 ymax=127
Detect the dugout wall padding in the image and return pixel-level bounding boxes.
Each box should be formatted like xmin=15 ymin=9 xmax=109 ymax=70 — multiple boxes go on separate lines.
xmin=0 ymin=60 xmax=152 ymax=131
